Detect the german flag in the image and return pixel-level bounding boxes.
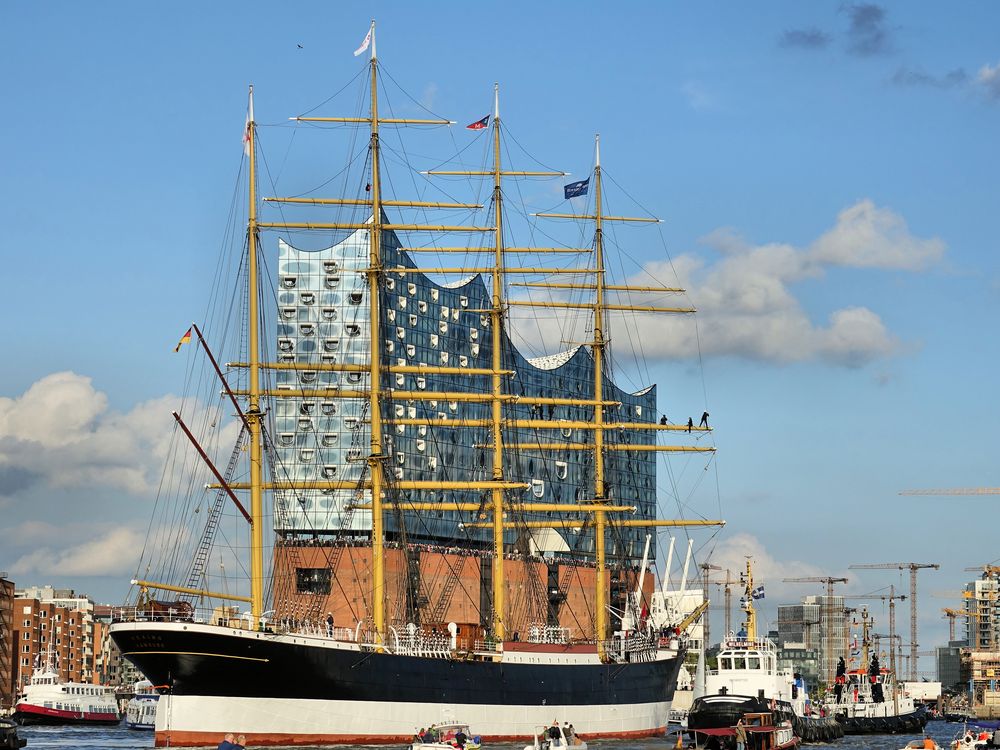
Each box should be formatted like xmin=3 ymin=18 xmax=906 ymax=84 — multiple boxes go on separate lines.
xmin=174 ymin=326 xmax=193 ymax=352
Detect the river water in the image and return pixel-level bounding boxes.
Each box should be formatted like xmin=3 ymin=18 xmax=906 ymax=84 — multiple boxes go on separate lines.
xmin=16 ymin=720 xmax=969 ymax=750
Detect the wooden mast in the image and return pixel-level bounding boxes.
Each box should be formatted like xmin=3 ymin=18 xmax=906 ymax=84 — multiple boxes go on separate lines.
xmin=489 ymin=84 xmax=506 ymax=640
xmin=246 ymin=84 xmax=266 ymax=627
xmin=592 ymin=135 xmax=609 ymax=654
xmin=364 ymin=21 xmax=387 ymax=642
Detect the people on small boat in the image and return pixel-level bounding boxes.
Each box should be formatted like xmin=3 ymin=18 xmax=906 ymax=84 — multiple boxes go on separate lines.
xmin=218 ymin=733 xmax=237 ymax=750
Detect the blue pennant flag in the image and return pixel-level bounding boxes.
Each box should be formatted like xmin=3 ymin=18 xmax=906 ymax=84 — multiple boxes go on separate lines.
xmin=752 ymin=585 xmax=765 ymax=600
xmin=564 ymin=177 xmax=590 ymax=199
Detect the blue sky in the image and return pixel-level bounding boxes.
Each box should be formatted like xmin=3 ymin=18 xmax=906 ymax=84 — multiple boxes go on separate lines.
xmin=2 ymin=2 xmax=998 ymax=676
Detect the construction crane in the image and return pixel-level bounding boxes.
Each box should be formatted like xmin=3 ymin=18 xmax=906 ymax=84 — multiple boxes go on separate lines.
xmin=849 ymin=562 xmax=940 ymax=681
xmin=845 ymin=586 xmax=906 ymax=677
xmin=710 ymin=569 xmax=740 ymax=638
xmin=699 ymin=563 xmax=721 ymax=649
xmin=783 ymin=575 xmax=849 ymax=686
xmin=965 ymin=565 xmax=1000 ymax=578
xmin=942 ymin=607 xmax=983 ymax=642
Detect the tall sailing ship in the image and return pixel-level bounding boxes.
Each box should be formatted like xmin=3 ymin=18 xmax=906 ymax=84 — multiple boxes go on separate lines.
xmin=109 ymin=23 xmax=723 ymax=747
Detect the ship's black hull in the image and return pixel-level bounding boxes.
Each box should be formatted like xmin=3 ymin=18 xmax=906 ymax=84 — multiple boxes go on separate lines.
xmin=832 ymin=709 xmax=928 ymax=735
xmin=110 ymin=622 xmax=680 ymax=705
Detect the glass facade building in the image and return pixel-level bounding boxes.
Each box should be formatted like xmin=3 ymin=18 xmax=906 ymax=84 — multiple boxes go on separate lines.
xmin=270 ymin=227 xmax=658 ymax=559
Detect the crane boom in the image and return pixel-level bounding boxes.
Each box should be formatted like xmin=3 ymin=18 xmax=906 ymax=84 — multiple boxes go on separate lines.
xmin=850 ymin=562 xmax=940 ymax=680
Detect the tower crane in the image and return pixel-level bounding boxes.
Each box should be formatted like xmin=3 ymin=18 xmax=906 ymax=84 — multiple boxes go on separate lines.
xmin=711 ymin=569 xmax=740 ymax=638
xmin=942 ymin=608 xmax=982 ymax=642
xmin=849 ymin=562 xmax=940 ymax=680
xmin=783 ymin=575 xmax=849 ymax=686
xmin=699 ymin=563 xmax=721 ymax=649
xmin=845 ymin=586 xmax=906 ymax=676
xmin=964 ymin=565 xmax=1000 ymax=579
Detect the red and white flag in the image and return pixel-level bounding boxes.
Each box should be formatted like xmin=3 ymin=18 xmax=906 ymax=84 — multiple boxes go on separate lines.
xmin=354 ymin=24 xmax=373 ymax=57
xmin=466 ymin=115 xmax=490 ymax=130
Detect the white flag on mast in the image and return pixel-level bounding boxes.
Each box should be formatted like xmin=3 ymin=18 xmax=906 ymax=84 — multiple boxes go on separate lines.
xmin=243 ymin=88 xmax=254 ymax=156
xmin=353 ymin=24 xmax=372 ymax=57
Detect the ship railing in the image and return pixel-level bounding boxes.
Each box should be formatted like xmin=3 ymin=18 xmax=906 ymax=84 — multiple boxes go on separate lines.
xmin=110 ymin=605 xmax=202 ymax=624
xmin=527 ymin=625 xmax=571 ymax=644
xmin=389 ymin=628 xmax=453 ymax=658
xmin=604 ymin=633 xmax=660 ymax=663
xmin=473 ymin=639 xmax=501 ymax=653
xmin=273 ymin=620 xmax=357 ymax=642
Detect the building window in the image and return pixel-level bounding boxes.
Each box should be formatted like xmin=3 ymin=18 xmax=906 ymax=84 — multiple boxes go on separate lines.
xmin=295 ymin=568 xmax=332 ymax=595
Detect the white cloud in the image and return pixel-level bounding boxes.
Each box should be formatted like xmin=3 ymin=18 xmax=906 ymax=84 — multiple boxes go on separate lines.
xmin=0 ymin=371 xmax=235 ymax=499
xmin=977 ymin=62 xmax=1000 ymax=100
xmin=809 ymin=200 xmax=945 ymax=270
xmin=509 ymin=200 xmax=940 ymax=368
xmin=707 ymin=532 xmax=849 ymax=604
xmin=11 ymin=526 xmax=145 ymax=577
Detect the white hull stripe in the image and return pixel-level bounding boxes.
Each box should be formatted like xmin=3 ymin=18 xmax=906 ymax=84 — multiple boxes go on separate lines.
xmin=155 ymin=695 xmax=671 ymax=747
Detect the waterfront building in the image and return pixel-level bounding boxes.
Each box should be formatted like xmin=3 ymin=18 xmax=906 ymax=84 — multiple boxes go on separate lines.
xmin=776 ymin=640 xmax=822 ymax=693
xmin=963 ymin=577 xmax=1000 ymax=649
xmin=92 ymin=604 xmax=141 ymax=687
xmin=0 ymin=572 xmax=14 ymax=708
xmin=777 ymin=595 xmax=848 ymax=689
xmin=12 ymin=587 xmax=94 ymax=688
xmin=271 ymin=232 xmax=660 ymax=638
xmin=936 ymin=640 xmax=966 ymax=694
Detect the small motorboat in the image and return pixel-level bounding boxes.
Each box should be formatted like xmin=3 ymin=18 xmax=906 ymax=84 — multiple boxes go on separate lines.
xmin=951 ymin=729 xmax=998 ymax=750
xmin=412 ymin=722 xmax=481 ymax=750
xmin=523 ymin=724 xmax=587 ymax=750
xmin=901 ymin=738 xmax=943 ymax=750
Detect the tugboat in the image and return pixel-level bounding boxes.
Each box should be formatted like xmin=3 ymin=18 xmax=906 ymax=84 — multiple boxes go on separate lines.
xmin=823 ymin=606 xmax=928 ymax=734
xmin=687 ymin=560 xmax=842 ymax=743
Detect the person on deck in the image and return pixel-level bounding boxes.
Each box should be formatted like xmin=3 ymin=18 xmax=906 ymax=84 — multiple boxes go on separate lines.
xmin=700 ymin=412 xmax=709 ymax=428
xmin=548 ymin=722 xmax=561 ymax=740
xmin=734 ymin=719 xmax=747 ymax=750
xmin=455 ymin=729 xmax=468 ymax=748
xmin=922 ymin=736 xmax=936 ymax=749
xmin=326 ymin=612 xmax=334 ymax=636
